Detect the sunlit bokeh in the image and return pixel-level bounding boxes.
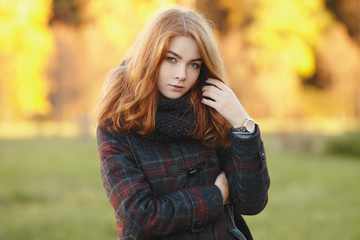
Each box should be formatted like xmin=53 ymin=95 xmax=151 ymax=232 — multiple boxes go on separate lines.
xmin=0 ymin=0 xmax=53 ymax=118
xmin=1 ymin=1 xmax=360 ymax=240
xmin=0 ymin=0 xmax=359 ymax=138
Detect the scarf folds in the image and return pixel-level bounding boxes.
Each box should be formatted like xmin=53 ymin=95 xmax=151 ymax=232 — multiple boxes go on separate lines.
xmin=150 ymin=93 xmax=196 ymax=143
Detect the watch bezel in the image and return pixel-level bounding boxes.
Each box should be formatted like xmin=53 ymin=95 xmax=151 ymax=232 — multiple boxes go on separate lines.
xmin=244 ymin=118 xmax=255 ymax=133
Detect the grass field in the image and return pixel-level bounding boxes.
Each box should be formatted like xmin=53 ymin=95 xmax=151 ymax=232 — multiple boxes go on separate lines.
xmin=1 ymin=137 xmax=359 ymax=239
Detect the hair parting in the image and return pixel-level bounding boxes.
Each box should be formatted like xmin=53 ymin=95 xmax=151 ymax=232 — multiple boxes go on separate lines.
xmin=182 ymin=14 xmax=187 ymax=34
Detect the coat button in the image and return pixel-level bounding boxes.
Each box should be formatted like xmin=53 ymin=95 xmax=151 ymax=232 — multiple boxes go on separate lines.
xmin=167 ymin=164 xmax=180 ymax=177
xmin=260 ymin=152 xmax=266 ymax=166
xmin=260 ymin=152 xmax=266 ymax=160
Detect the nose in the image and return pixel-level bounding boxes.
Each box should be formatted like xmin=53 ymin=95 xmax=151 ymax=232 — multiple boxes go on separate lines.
xmin=174 ymin=65 xmax=186 ymax=81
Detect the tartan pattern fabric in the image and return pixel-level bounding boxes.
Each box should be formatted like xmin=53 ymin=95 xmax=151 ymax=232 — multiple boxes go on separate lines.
xmin=97 ymin=125 xmax=270 ymax=240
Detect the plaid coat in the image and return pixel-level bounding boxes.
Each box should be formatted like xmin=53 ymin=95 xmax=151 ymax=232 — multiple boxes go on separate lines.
xmin=97 ymin=125 xmax=270 ymax=240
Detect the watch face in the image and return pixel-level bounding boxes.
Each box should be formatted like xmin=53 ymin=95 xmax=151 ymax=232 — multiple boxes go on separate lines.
xmin=245 ymin=119 xmax=255 ymax=133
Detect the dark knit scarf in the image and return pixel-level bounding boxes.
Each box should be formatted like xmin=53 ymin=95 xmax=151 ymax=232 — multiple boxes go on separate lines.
xmin=150 ymin=93 xmax=195 ymax=143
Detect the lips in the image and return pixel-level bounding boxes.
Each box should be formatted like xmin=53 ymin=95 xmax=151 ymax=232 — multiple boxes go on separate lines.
xmin=170 ymin=85 xmax=184 ymax=91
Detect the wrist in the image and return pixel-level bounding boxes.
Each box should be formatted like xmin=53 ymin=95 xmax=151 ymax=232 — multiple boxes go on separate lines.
xmin=231 ymin=118 xmax=256 ymax=134
xmin=230 ymin=112 xmax=250 ymax=128
xmin=216 ymin=186 xmax=225 ymax=204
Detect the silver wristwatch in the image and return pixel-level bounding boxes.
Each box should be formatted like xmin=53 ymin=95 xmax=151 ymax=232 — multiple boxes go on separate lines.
xmin=231 ymin=118 xmax=256 ymax=134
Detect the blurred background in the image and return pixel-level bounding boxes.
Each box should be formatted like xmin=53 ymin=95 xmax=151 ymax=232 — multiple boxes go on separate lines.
xmin=0 ymin=0 xmax=359 ymax=239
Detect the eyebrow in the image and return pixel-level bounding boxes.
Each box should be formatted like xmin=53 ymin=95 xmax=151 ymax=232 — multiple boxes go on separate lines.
xmin=168 ymin=51 xmax=202 ymax=62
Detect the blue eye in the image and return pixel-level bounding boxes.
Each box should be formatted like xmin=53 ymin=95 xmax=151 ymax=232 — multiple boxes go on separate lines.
xmin=190 ymin=62 xmax=200 ymax=69
xmin=167 ymin=57 xmax=176 ymax=63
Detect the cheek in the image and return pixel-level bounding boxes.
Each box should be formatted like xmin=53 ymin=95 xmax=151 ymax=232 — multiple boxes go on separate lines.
xmin=188 ymin=70 xmax=200 ymax=87
xmin=157 ymin=64 xmax=168 ymax=85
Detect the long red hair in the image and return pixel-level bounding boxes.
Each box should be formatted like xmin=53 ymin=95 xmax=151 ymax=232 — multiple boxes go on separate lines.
xmin=95 ymin=6 xmax=231 ymax=147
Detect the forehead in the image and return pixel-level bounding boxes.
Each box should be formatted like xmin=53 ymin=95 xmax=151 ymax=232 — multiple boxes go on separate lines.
xmin=167 ymin=35 xmax=201 ymax=59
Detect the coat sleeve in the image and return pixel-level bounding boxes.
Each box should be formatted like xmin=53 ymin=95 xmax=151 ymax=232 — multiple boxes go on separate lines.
xmin=219 ymin=124 xmax=270 ymax=215
xmin=96 ymin=126 xmax=224 ymax=239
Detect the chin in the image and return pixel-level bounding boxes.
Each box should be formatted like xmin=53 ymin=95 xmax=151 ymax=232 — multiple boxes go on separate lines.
xmin=165 ymin=94 xmax=183 ymax=99
xmin=161 ymin=92 xmax=185 ymax=99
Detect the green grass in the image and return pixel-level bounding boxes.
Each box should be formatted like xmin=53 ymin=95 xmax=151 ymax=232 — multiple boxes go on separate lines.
xmin=1 ymin=137 xmax=359 ymax=239
xmin=245 ymin=149 xmax=360 ymax=240
xmin=0 ymin=138 xmax=116 ymax=240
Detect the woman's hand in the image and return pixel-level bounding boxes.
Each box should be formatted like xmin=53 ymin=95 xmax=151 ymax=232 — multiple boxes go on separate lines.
xmin=214 ymin=171 xmax=230 ymax=204
xmin=201 ymin=78 xmax=250 ymax=128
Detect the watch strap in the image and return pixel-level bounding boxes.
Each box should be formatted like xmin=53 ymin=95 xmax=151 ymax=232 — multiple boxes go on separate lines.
xmin=231 ymin=118 xmax=255 ymax=134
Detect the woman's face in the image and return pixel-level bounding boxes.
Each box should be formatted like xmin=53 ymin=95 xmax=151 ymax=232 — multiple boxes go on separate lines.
xmin=156 ymin=35 xmax=202 ymax=99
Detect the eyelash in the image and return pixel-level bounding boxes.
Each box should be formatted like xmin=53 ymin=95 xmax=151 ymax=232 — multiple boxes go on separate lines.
xmin=167 ymin=57 xmax=176 ymax=63
xmin=166 ymin=56 xmax=201 ymax=69
xmin=190 ymin=63 xmax=200 ymax=69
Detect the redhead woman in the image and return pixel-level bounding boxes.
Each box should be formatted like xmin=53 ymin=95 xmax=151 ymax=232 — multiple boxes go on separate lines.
xmin=96 ymin=6 xmax=270 ymax=240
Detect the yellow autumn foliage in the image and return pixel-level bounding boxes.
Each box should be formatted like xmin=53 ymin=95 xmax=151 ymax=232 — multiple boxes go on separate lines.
xmin=0 ymin=0 xmax=53 ymax=119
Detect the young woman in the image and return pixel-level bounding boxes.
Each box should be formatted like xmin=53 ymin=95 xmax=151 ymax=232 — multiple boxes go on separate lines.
xmin=96 ymin=6 xmax=270 ymax=240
